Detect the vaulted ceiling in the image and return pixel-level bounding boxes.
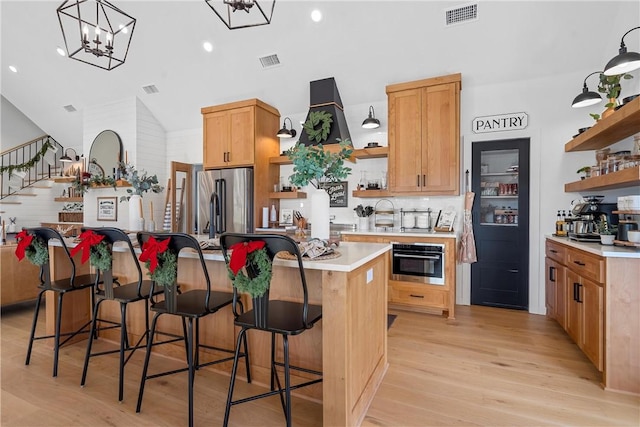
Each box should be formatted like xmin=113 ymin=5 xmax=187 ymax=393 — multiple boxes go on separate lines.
xmin=2 ymin=1 xmax=638 ymax=147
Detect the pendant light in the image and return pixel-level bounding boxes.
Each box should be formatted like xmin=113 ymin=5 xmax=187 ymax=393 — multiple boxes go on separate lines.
xmin=362 ymin=106 xmax=380 ymax=129
xmin=603 ymin=26 xmax=640 ymax=76
xmin=571 ymin=71 xmax=603 ymax=108
xmin=60 ymin=148 xmax=79 ymax=162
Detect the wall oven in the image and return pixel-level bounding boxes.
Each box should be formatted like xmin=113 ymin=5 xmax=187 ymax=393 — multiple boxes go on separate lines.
xmin=391 ymin=242 xmax=445 ymax=285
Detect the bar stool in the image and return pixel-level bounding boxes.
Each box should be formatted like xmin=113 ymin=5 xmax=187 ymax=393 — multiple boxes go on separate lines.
xmin=220 ymin=233 xmax=322 ymax=427
xmin=135 ymin=232 xmax=250 ymax=427
xmin=23 ymin=227 xmax=99 ymax=377
xmin=79 ymin=227 xmax=175 ymax=402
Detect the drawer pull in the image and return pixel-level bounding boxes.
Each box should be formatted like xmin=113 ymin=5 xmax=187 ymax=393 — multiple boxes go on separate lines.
xmin=409 ymin=294 xmax=425 ymax=299
xmin=508 ymin=269 xmax=519 ymax=273
xmin=550 ymin=249 xmax=558 ymax=254
xmin=573 ymin=260 xmax=586 ymax=266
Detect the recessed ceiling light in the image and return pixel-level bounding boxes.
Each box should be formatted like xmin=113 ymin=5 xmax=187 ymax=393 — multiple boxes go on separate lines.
xmin=203 ymin=41 xmax=213 ymax=52
xmin=56 ymin=47 xmax=66 ymax=56
xmin=311 ymin=9 xmax=322 ymax=22
xmin=9 ymin=65 xmax=17 ymax=73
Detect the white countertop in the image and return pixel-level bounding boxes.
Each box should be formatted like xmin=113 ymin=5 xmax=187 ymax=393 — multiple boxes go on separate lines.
xmin=546 ymin=235 xmax=640 ymax=259
xmin=50 ymin=237 xmax=391 ymax=273
xmin=341 ymin=230 xmax=458 ymax=239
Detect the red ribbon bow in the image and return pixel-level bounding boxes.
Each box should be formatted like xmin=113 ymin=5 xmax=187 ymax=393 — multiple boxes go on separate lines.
xmin=139 ymin=236 xmax=170 ymax=273
xmin=229 ymin=240 xmax=266 ymax=275
xmin=15 ymin=230 xmax=33 ymax=261
xmin=70 ymin=230 xmax=105 ymax=264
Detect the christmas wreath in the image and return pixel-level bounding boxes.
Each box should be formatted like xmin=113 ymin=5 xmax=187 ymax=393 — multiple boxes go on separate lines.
xmin=15 ymin=230 xmax=49 ymax=266
xmin=139 ymin=236 xmax=177 ymax=287
xmin=226 ymin=240 xmax=272 ymax=299
xmin=70 ymin=230 xmax=112 ymax=272
xmin=302 ymin=110 xmax=333 ymax=143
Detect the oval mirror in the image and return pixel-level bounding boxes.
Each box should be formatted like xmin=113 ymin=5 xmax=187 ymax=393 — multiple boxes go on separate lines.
xmin=89 ymin=130 xmax=123 ymax=178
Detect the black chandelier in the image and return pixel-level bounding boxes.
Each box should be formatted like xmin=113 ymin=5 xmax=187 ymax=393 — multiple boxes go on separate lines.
xmin=205 ymin=0 xmax=276 ymax=30
xmin=57 ymin=0 xmax=136 ymax=71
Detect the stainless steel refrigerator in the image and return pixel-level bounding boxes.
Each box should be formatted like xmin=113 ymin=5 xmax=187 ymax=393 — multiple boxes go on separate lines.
xmin=196 ymin=168 xmax=253 ymax=236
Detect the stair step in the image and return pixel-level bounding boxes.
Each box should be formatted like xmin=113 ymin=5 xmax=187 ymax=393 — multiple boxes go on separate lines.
xmin=0 ymin=201 xmax=22 ymax=205
xmin=32 ymin=185 xmax=53 ymax=189
xmin=13 ymin=193 xmax=37 ymax=197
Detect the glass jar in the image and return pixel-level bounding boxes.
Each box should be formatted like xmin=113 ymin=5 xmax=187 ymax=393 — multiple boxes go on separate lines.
xmin=595 ymin=148 xmax=610 ymax=163
xmin=608 ymin=155 xmax=622 ymax=173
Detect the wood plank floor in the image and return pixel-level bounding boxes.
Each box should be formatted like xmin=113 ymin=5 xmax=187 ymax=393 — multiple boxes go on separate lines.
xmin=1 ymin=304 xmax=638 ymax=426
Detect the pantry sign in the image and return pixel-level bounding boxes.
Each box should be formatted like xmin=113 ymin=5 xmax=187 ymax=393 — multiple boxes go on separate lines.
xmin=472 ymin=112 xmax=528 ymax=134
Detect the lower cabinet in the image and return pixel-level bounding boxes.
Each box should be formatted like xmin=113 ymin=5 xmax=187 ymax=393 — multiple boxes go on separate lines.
xmin=545 ymin=239 xmax=604 ymax=372
xmin=342 ymin=233 xmax=456 ymax=319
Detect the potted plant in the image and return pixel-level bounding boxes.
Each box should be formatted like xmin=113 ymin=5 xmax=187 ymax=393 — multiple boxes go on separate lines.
xmin=285 ymin=138 xmax=353 ymax=190
xmin=576 ymin=166 xmax=591 ymax=180
xmin=590 ymin=73 xmax=634 ymax=121
xmin=597 ymin=222 xmax=617 ymax=245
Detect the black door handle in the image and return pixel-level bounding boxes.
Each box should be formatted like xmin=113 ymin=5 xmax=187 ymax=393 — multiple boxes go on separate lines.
xmin=549 ymin=266 xmax=556 ymax=282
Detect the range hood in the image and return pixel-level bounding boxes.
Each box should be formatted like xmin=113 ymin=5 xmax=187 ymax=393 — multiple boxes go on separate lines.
xmin=299 ymin=77 xmax=351 ymax=146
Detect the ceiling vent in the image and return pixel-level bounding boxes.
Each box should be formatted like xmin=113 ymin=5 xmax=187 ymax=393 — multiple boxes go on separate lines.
xmin=445 ymin=3 xmax=478 ymax=26
xmin=259 ymin=54 xmax=280 ymax=69
xmin=142 ymin=84 xmax=159 ymax=94
xmin=63 ymin=104 xmax=77 ymax=112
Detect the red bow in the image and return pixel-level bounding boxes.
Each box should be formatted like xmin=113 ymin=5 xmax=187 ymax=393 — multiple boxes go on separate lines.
xmin=70 ymin=230 xmax=105 ymax=264
xmin=15 ymin=230 xmax=33 ymax=261
xmin=229 ymin=240 xmax=266 ymax=275
xmin=139 ymin=236 xmax=170 ymax=273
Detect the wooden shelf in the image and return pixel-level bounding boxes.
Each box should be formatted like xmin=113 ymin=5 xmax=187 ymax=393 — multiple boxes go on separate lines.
xmin=352 ymin=189 xmax=391 ymax=198
xmin=613 ymin=210 xmax=640 ymax=215
xmin=564 ymin=166 xmax=640 ymax=192
xmin=268 ymin=192 xmax=306 ymax=199
xmin=352 ymin=146 xmax=388 ymax=159
xmin=565 ymin=97 xmax=640 ymax=152
xmin=51 ymin=176 xmax=75 ymax=183
xmin=54 ymin=197 xmax=83 ymax=202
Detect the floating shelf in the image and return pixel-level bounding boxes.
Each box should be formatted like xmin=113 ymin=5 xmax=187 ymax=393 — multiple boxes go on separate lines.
xmin=51 ymin=176 xmax=75 ymax=183
xmin=613 ymin=210 xmax=640 ymax=215
xmin=564 ymin=166 xmax=640 ymax=192
xmin=268 ymin=192 xmax=306 ymax=199
xmin=352 ymin=190 xmax=391 ymax=198
xmin=565 ymin=97 xmax=640 ymax=152
xmin=54 ymin=197 xmax=83 ymax=202
xmin=352 ymin=146 xmax=388 ymax=159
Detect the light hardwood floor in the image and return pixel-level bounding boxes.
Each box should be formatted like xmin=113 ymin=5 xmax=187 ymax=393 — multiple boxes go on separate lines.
xmin=1 ymin=304 xmax=638 ymax=426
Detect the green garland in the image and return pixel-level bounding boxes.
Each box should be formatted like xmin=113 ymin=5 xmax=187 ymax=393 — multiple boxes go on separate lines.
xmin=146 ymin=250 xmax=178 ymax=287
xmin=0 ymin=141 xmax=53 ymax=175
xmin=90 ymin=241 xmax=112 ymax=272
xmin=303 ymin=111 xmax=333 ymax=143
xmin=25 ymin=236 xmax=49 ymax=266
xmin=227 ymin=248 xmax=272 ymax=298
xmin=72 ymin=175 xmax=117 ymax=195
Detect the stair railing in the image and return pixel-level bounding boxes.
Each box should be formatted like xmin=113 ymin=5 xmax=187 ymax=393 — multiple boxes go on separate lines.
xmin=1 ymin=135 xmax=65 ymax=199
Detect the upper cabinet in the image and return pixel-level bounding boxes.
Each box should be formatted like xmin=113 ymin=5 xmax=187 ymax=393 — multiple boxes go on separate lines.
xmin=564 ymin=97 xmax=640 ymax=192
xmin=202 ymin=99 xmax=279 ymax=170
xmin=386 ymin=73 xmax=461 ymax=196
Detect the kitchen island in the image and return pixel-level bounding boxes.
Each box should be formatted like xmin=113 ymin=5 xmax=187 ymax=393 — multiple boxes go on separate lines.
xmin=46 ymin=238 xmax=391 ymax=426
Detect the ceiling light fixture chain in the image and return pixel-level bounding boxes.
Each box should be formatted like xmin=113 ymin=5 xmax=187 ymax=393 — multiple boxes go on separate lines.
xmin=57 ymin=0 xmax=136 ymax=71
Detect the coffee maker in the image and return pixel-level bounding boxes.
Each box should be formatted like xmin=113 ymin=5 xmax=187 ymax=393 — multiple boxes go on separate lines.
xmin=569 ymin=196 xmax=618 ymax=241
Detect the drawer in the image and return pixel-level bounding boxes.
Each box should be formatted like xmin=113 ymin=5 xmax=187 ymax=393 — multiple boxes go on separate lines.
xmin=566 ymin=248 xmax=604 ymax=283
xmin=389 ymin=281 xmax=446 ymax=308
xmin=545 ymin=239 xmax=567 ymax=264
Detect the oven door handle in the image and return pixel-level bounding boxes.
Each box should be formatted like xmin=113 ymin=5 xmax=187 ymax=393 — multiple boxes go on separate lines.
xmin=393 ymin=254 xmax=441 ymax=260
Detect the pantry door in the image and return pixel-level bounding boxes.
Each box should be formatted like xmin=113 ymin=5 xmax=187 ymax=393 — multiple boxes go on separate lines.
xmin=471 ymin=138 xmax=530 ymax=310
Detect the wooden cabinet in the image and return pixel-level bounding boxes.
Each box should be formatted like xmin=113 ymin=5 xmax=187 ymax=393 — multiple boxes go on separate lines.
xmin=201 ymin=99 xmax=280 ymax=226
xmin=342 ymin=233 xmax=456 ymax=319
xmin=1 ymin=244 xmax=41 ymax=306
xmin=386 ymin=74 xmax=461 ymax=196
xmin=564 ymin=96 xmax=640 ymax=192
xmin=545 ymin=239 xmax=603 ymax=371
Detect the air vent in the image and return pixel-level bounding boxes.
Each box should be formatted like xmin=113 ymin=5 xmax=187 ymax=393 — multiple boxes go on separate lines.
xmin=63 ymin=104 xmax=77 ymax=112
xmin=259 ymin=54 xmax=280 ymax=68
xmin=445 ymin=3 xmax=478 ymax=26
xmin=142 ymin=84 xmax=159 ymax=94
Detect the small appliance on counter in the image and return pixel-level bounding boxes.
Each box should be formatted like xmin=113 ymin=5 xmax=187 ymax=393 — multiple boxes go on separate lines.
xmin=568 ymin=196 xmax=618 ymax=242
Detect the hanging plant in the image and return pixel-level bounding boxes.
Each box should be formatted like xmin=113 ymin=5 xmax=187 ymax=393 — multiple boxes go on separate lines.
xmin=0 ymin=140 xmax=54 ymax=175
xmin=226 ymin=241 xmax=272 ymax=298
xmin=302 ymin=110 xmax=333 ymax=143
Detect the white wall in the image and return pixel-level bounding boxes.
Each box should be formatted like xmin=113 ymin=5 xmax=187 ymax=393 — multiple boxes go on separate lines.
xmin=1 ymin=95 xmax=46 ymax=150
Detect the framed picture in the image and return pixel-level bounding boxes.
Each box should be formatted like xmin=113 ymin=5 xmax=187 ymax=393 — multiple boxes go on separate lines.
xmin=279 ymin=208 xmax=293 ymax=225
xmin=320 ymin=181 xmax=348 ymax=207
xmin=97 ymin=197 xmax=118 ymax=221
xmin=434 ymin=209 xmax=456 ymax=232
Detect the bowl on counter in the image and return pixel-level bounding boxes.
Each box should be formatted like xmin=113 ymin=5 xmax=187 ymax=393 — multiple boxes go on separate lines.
xmin=628 ymin=230 xmax=640 ymax=244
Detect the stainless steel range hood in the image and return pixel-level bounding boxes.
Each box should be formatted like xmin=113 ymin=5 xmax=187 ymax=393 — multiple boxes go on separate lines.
xmin=299 ymin=77 xmax=352 ymax=146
